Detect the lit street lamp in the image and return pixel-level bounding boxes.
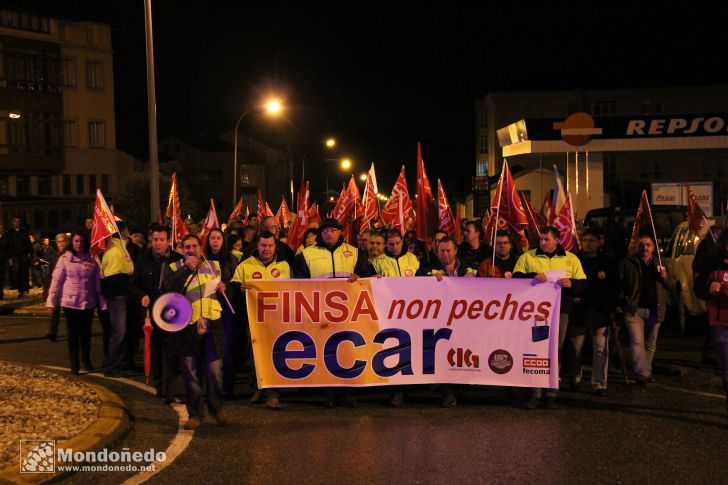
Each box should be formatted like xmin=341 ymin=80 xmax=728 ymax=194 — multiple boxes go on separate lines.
xmin=325 ymin=158 xmax=353 ymax=196
xmin=233 ymin=98 xmax=283 ymax=208
xmin=301 ymin=137 xmax=337 ymax=182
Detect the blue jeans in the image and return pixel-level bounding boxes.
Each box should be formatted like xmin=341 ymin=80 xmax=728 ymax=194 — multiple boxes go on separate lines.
xmin=180 ymin=330 xmax=224 ymax=419
xmin=103 ymin=296 xmax=127 ymax=372
xmin=711 ymin=325 xmax=728 ymax=407
xmin=625 ymin=308 xmax=661 ymax=378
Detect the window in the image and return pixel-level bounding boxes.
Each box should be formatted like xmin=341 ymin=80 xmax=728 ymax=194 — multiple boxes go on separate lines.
xmin=63 ymin=175 xmax=71 ymax=195
xmin=101 ymin=174 xmax=109 ymax=192
xmin=76 ymin=175 xmax=84 ymax=195
xmin=592 ymin=100 xmax=616 ymax=116
xmin=48 ymin=210 xmax=58 ymax=229
xmin=86 ymin=27 xmax=95 ymax=45
xmin=38 ymin=176 xmax=52 ymax=195
xmin=33 ymin=211 xmax=44 ymax=230
xmin=62 ymin=58 xmax=77 ymax=87
xmin=88 ymin=120 xmax=105 ymax=148
xmin=63 ymin=120 xmax=79 ymax=147
xmin=476 ymin=161 xmax=488 ymax=177
xmin=479 ymin=135 xmax=488 ymax=154
xmin=16 ymin=176 xmax=30 ymax=196
xmin=88 ymin=174 xmax=97 ymax=193
xmin=86 ymin=60 xmax=103 ymax=89
xmin=0 ymin=177 xmax=8 ymax=196
xmin=478 ymin=112 xmax=487 ymax=129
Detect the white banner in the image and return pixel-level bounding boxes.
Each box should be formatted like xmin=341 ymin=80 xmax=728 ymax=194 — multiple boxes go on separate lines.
xmin=246 ymin=277 xmax=562 ymax=389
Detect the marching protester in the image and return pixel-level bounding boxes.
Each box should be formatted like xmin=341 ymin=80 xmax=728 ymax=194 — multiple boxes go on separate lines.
xmin=230 ymin=231 xmax=291 ymax=410
xmin=477 ymin=230 xmax=519 ymax=278
xmin=417 ymin=235 xmax=475 ymax=408
xmin=46 ymin=232 xmax=106 ymax=375
xmin=45 ymin=233 xmax=68 ymax=341
xmin=367 ymin=230 xmax=385 ymax=260
xmin=204 ymin=228 xmax=242 ymax=399
xmin=100 ymin=220 xmax=134 ymax=377
xmin=131 ymin=224 xmax=183 ymax=402
xmin=617 ymin=234 xmax=670 ymax=385
xmin=261 ymin=216 xmax=296 ymax=267
xmin=163 ymin=234 xmax=228 ymax=430
xmin=372 ymin=229 xmax=420 ymax=407
xmin=694 ymin=228 xmax=728 ymax=411
xmin=0 ymin=223 xmax=12 ymax=300
xmin=293 ymin=217 xmax=372 ymax=407
xmin=513 ymin=226 xmax=586 ymax=409
xmin=568 ymin=228 xmax=618 ymax=395
xmin=9 ymin=217 xmax=32 ymax=298
xmin=458 ymin=221 xmax=491 ymax=270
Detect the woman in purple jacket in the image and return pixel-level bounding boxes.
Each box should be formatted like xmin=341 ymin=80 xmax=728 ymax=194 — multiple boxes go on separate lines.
xmin=46 ymin=232 xmax=107 ymax=374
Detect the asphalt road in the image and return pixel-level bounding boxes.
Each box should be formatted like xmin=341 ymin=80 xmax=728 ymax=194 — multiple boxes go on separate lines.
xmin=1 ymin=314 xmax=727 ymax=484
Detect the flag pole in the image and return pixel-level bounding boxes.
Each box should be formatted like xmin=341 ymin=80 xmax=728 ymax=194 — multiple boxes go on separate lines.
xmin=200 ymin=254 xmax=235 ymax=314
xmin=521 ymin=190 xmax=542 ymax=237
xmin=642 ymin=190 xmax=663 ymax=267
xmin=491 ymin=160 xmax=506 ymax=273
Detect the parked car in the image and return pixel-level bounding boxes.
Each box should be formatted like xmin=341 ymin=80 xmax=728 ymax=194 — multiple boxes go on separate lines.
xmin=583 ymin=205 xmax=687 ymax=260
xmin=663 ymin=221 xmax=711 ymax=333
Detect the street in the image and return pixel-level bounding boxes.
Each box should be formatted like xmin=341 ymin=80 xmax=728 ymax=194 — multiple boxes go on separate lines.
xmin=1 ymin=313 xmax=726 ymax=484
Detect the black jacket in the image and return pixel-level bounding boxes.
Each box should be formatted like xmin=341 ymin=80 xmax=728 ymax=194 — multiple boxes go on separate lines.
xmin=457 ymin=242 xmax=492 ymax=270
xmin=573 ymin=251 xmax=618 ymax=325
xmin=617 ymin=255 xmax=670 ymax=321
xmin=8 ymin=227 xmax=32 ymax=257
xmin=0 ymin=231 xmax=15 ymax=261
xmin=130 ymin=248 xmax=183 ymax=306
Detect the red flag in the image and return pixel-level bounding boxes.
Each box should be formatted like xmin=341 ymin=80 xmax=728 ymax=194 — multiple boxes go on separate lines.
xmin=287 ymin=181 xmax=310 ymax=251
xmin=627 ymin=191 xmax=654 ymax=257
xmin=554 ymin=194 xmax=577 ymax=251
xmin=144 ymin=311 xmax=153 ymax=383
xmin=381 ymin=166 xmax=414 ymax=232
xmin=199 ymin=199 xmax=220 ymax=248
xmin=541 ymin=193 xmax=554 ymax=225
xmin=265 ymin=202 xmax=274 ymax=218
xmin=227 ymin=196 xmax=244 ymax=225
xmin=491 ymin=160 xmax=528 ymax=233
xmin=90 ymin=189 xmax=120 ymax=258
xmin=164 ymin=173 xmax=188 ymax=245
xmin=437 ymin=179 xmax=456 ymax=237
xmin=521 ymin=191 xmax=546 ymax=248
xmin=243 ymin=206 xmax=250 ymax=225
xmin=276 ymin=196 xmax=291 ymax=229
xmin=360 ymin=164 xmax=379 ymax=234
xmin=257 ymin=191 xmax=266 ymax=225
xmin=686 ymin=184 xmax=706 ymax=234
xmin=454 ymin=202 xmax=463 ymax=244
xmin=309 ymin=202 xmax=321 ymax=226
xmin=416 ymin=142 xmax=437 ymax=240
xmin=330 ymin=183 xmax=354 ymax=226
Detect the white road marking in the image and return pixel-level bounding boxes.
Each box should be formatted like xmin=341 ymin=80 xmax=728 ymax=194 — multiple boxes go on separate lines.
xmin=651 ymin=383 xmax=725 ymax=400
xmin=41 ymin=366 xmax=193 ymax=484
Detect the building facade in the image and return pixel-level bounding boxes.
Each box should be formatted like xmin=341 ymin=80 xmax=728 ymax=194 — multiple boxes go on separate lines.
xmin=0 ymin=8 xmax=135 ymax=235
xmin=159 ymin=132 xmax=291 ymax=220
xmin=474 ymin=85 xmax=728 ymax=219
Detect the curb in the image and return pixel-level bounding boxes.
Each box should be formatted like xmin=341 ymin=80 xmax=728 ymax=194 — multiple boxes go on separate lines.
xmin=0 ymin=380 xmax=131 ymax=484
xmin=0 ymin=297 xmax=44 ymax=315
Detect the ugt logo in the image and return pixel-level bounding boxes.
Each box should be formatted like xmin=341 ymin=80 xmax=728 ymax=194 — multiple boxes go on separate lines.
xmin=447 ymin=348 xmax=479 ymax=368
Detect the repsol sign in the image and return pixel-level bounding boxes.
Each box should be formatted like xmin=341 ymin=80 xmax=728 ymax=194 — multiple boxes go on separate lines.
xmin=626 ymin=115 xmax=728 ymax=137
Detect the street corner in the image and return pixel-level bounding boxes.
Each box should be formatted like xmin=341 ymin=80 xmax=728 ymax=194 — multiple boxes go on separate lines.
xmin=0 ymin=361 xmax=130 ymax=484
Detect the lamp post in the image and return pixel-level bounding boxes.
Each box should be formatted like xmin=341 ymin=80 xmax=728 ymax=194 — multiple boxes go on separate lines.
xmin=232 ymin=99 xmax=282 ymax=209
xmin=301 ymin=137 xmax=336 ymax=182
xmin=325 ymin=158 xmax=353 ymax=197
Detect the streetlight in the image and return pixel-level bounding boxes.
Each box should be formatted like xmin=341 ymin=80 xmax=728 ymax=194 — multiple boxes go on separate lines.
xmin=359 ymin=173 xmax=367 ymax=182
xmin=325 ymin=158 xmax=353 ymax=196
xmin=301 ymin=137 xmax=337 ymax=182
xmin=233 ymin=98 xmax=283 ymax=208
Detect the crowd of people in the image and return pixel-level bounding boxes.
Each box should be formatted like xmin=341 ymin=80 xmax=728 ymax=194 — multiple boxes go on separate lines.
xmin=2 ymin=209 xmax=720 ymax=430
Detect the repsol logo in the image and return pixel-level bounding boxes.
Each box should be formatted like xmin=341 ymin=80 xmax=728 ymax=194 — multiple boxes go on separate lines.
xmin=626 ymin=116 xmax=728 ymax=137
xmin=447 ymin=348 xmax=479 ymax=369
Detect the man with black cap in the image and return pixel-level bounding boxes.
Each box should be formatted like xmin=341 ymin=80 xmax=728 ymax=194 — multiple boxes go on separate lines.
xmin=294 ymin=218 xmax=372 ymax=280
xmin=294 ymin=218 xmax=372 ymax=407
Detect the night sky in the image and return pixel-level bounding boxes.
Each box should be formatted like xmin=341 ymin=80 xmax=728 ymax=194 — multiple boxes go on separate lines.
xmin=15 ymin=1 xmax=728 ymax=199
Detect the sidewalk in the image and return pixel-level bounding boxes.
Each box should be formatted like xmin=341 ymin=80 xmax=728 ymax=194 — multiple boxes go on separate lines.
xmin=0 ymin=361 xmax=130 ymax=484
xmin=0 ymin=288 xmax=45 ymax=316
